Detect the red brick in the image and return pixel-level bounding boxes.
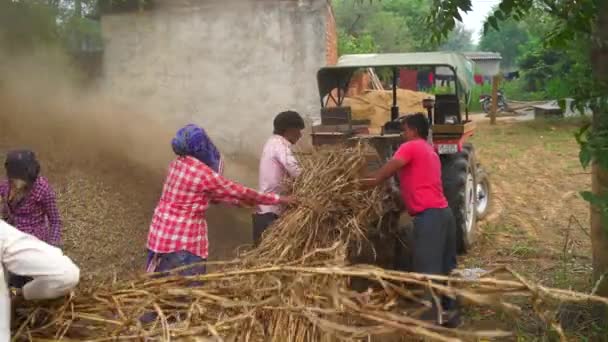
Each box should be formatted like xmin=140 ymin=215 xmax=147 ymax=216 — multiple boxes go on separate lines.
xmin=325 ymin=3 xmax=338 ymax=66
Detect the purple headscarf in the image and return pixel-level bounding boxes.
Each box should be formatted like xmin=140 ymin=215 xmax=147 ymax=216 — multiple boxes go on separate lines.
xmin=171 ymin=124 xmax=222 ymax=173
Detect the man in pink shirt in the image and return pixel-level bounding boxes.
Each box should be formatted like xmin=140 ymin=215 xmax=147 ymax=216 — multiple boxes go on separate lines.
xmin=253 ymin=111 xmax=305 ymax=246
xmin=363 ymin=113 xmax=458 ymax=326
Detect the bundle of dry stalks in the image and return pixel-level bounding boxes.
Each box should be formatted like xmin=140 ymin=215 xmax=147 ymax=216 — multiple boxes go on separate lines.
xmin=242 ymin=143 xmax=386 ymax=266
xmin=12 ymin=264 xmax=608 ymax=341
xmin=11 ymin=144 xmax=608 ymax=341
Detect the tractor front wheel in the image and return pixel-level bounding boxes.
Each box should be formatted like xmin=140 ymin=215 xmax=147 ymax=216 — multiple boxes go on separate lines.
xmin=441 ymin=144 xmax=477 ymax=255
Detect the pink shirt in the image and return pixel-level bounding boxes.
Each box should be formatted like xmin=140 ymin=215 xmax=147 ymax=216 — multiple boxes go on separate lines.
xmin=393 ymin=139 xmax=448 ymax=216
xmin=257 ymin=135 xmax=301 ymax=215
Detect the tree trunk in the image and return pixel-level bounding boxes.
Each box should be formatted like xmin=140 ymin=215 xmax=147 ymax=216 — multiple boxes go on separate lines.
xmin=592 ymin=164 xmax=608 ymax=295
xmin=590 ymin=1 xmax=608 ymax=297
xmin=75 ymin=0 xmax=82 ymax=17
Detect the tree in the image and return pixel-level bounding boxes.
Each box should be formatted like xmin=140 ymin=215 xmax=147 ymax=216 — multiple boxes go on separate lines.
xmin=334 ymin=0 xmax=435 ymax=53
xmin=439 ymin=23 xmax=475 ymax=52
xmin=430 ymin=0 xmax=608 ymax=300
xmin=365 ymin=11 xmax=412 ymax=53
xmin=0 ymin=1 xmax=59 ymax=53
xmin=379 ymin=0 xmax=436 ymax=51
xmin=338 ymin=31 xmax=378 ymax=55
xmin=478 ymin=18 xmax=528 ymax=69
xmin=0 ymin=0 xmax=101 ymax=54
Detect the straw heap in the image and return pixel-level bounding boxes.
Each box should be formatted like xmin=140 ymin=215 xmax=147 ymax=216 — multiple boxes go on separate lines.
xmin=11 ymin=144 xmax=608 ymax=341
xmin=243 ymin=143 xmax=387 ymax=266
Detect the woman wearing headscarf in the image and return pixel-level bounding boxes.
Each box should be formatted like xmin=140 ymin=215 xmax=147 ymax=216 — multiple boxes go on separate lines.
xmin=0 ymin=150 xmax=63 ymax=288
xmin=145 ymin=124 xmax=291 ymax=276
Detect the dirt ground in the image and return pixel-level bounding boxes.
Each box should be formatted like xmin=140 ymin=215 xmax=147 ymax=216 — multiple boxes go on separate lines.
xmin=468 ymin=117 xmax=592 ymax=282
xmin=462 ymin=117 xmax=601 ymax=339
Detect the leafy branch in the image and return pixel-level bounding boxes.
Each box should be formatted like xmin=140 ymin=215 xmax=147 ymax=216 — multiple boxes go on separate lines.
xmin=429 ymin=0 xmax=608 ymax=233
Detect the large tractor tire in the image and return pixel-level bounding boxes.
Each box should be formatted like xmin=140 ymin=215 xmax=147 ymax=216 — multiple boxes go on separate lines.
xmin=475 ymin=165 xmax=491 ymax=220
xmin=440 ymin=143 xmax=477 ymax=255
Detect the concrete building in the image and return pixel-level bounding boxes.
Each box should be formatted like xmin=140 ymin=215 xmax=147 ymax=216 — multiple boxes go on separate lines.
xmin=463 ymin=51 xmax=502 ymax=76
xmin=97 ymin=0 xmax=337 ymax=157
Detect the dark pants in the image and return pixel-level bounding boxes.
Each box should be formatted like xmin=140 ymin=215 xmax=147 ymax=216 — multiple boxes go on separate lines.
xmin=147 ymin=250 xmax=207 ymax=276
xmin=8 ymin=274 xmax=32 ymax=289
xmin=140 ymin=250 xmax=206 ymax=324
xmin=410 ymin=208 xmax=458 ymax=319
xmin=252 ymin=212 xmax=278 ymax=247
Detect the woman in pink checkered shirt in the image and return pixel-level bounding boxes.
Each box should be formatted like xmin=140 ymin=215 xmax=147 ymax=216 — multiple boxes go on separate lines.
xmin=0 ymin=150 xmax=63 ymax=288
xmin=145 ymin=124 xmax=292 ymax=277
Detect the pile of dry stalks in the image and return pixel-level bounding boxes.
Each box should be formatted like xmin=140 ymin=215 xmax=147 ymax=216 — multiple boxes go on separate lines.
xmin=12 ymin=144 xmax=608 ymax=341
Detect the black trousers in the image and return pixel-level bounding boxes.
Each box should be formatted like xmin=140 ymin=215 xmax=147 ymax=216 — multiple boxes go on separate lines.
xmin=252 ymin=213 xmax=278 ymax=247
xmin=409 ymin=207 xmax=458 ymax=315
xmin=8 ymin=274 xmax=32 ymax=289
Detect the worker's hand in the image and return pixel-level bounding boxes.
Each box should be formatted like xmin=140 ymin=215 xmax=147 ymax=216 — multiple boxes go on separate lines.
xmin=10 ymin=288 xmax=25 ymax=307
xmin=279 ymin=195 xmax=296 ymax=205
xmin=359 ymin=178 xmax=378 ymax=188
xmin=11 ymin=288 xmax=23 ymax=297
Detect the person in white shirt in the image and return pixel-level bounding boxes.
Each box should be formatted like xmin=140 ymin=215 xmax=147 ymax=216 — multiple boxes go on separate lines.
xmin=253 ymin=111 xmax=305 ymax=246
xmin=0 ymin=219 xmax=79 ymax=340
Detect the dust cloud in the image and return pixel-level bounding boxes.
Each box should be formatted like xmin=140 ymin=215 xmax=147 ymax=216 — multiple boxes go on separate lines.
xmin=0 ymin=49 xmax=264 ymax=275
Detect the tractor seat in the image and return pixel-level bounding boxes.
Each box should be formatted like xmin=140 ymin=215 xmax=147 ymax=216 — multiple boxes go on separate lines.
xmin=434 ymin=94 xmax=460 ymax=124
xmin=321 ymin=106 xmax=352 ymax=125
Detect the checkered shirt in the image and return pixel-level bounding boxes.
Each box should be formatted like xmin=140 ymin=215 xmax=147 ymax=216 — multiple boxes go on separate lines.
xmin=0 ymin=177 xmax=63 ymax=247
xmin=147 ymin=156 xmax=281 ymax=258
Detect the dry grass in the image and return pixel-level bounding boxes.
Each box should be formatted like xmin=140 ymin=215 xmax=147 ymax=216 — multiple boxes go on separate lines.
xmin=13 ymin=263 xmax=608 ymax=342
xmin=12 ymin=143 xmax=608 ymax=342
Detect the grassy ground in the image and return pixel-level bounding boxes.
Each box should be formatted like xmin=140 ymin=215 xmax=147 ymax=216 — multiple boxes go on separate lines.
xmin=464 ymin=117 xmax=607 ymax=340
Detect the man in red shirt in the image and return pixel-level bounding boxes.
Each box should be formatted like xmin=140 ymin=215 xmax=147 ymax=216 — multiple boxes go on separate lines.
xmin=363 ymin=113 xmax=458 ymax=326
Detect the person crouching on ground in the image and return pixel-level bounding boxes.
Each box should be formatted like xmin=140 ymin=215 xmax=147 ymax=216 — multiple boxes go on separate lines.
xmin=253 ymin=110 xmax=305 ymax=246
xmin=0 ymin=219 xmax=79 ymax=340
xmin=361 ymin=113 xmax=459 ymax=327
xmin=146 ymin=124 xmax=292 ymax=276
xmin=0 ymin=150 xmax=63 ymax=289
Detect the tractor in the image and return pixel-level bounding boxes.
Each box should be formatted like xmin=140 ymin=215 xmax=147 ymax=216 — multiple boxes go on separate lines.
xmin=310 ymin=52 xmax=491 ymax=270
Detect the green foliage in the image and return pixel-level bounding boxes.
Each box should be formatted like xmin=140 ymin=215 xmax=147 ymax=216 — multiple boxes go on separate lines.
xmin=338 ymin=31 xmax=378 ymax=55
xmin=0 ymin=0 xmax=102 ymax=55
xmin=0 ymin=1 xmax=60 ymax=52
xmin=429 ymin=0 xmax=608 ymax=237
xmin=517 ymin=39 xmax=565 ymax=92
xmin=379 ymin=0 xmax=437 ymax=51
xmin=478 ymin=18 xmax=528 ymax=69
xmin=501 ymin=79 xmax=546 ymax=101
xmin=334 ymin=0 xmax=438 ymax=54
xmin=427 ymin=0 xmax=473 ymax=43
xmin=439 ymin=23 xmax=475 ymax=52
xmin=365 ymin=10 xmax=412 ymax=53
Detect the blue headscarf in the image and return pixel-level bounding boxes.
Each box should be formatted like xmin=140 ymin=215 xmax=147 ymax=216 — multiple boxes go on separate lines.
xmin=171 ymin=124 xmax=222 ymax=173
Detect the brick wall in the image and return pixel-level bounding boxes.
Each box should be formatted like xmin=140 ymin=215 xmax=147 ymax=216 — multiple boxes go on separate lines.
xmin=324 ymin=3 xmax=370 ymax=97
xmin=325 ymin=3 xmax=338 ymax=65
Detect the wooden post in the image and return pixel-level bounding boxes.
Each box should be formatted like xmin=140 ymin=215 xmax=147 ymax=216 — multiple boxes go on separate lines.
xmin=490 ymin=75 xmax=500 ymax=125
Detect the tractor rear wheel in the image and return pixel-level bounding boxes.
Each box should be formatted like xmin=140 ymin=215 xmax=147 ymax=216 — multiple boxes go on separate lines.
xmin=441 ymin=143 xmax=477 ymax=255
xmin=475 ymin=165 xmax=491 ymax=220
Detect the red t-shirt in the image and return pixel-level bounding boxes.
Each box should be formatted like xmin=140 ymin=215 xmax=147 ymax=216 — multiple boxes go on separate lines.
xmin=393 ymin=139 xmax=448 ymax=216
